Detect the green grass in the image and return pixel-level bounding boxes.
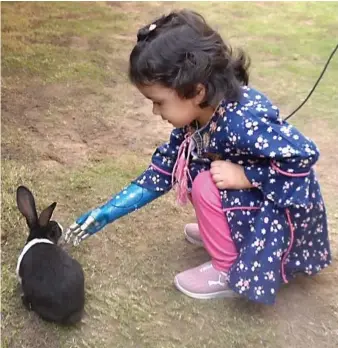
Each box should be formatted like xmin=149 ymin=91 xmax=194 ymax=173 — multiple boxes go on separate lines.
xmin=1 ymin=1 xmax=136 ymax=84
xmin=190 ymin=1 xmax=338 ymax=126
xmin=2 ymin=2 xmax=338 ymax=348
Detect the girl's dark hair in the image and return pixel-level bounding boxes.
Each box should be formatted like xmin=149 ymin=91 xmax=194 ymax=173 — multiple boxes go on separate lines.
xmin=129 ymin=9 xmax=250 ymax=107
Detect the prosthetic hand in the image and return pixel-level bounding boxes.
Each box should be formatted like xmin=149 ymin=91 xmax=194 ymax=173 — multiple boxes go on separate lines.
xmin=64 ymin=183 xmax=164 ymax=246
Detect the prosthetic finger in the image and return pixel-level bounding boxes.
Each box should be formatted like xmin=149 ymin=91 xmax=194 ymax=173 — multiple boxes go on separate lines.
xmin=64 ymin=223 xmax=79 ymax=243
xmin=73 ymin=232 xmax=90 ymax=246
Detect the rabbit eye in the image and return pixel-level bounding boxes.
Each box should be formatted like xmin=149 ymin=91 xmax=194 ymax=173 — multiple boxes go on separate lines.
xmin=47 ymin=221 xmax=62 ymax=242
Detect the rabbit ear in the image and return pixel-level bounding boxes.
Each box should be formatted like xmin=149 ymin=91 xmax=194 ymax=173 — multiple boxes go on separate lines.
xmin=38 ymin=202 xmax=57 ymax=228
xmin=16 ymin=186 xmax=39 ymax=229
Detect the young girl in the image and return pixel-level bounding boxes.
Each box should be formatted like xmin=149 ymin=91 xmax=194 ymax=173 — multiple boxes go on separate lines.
xmin=65 ymin=10 xmax=331 ymax=305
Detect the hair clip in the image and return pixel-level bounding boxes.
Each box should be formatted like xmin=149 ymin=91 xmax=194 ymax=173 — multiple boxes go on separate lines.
xmin=149 ymin=23 xmax=157 ymax=32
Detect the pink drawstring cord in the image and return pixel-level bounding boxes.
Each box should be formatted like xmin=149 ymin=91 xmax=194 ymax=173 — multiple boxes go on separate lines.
xmin=171 ymin=134 xmax=193 ymax=205
xmin=281 ymin=208 xmax=295 ymax=283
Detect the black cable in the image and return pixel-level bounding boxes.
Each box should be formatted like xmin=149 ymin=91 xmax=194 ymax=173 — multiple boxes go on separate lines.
xmin=284 ymin=43 xmax=338 ymax=121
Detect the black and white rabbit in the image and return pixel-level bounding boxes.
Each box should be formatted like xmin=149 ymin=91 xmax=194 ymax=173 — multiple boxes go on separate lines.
xmin=15 ymin=185 xmax=85 ymax=325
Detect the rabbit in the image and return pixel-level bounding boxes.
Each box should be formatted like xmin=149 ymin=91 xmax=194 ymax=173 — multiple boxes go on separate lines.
xmin=15 ymin=185 xmax=85 ymax=325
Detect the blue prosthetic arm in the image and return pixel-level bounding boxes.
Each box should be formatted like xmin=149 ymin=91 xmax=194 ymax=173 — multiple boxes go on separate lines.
xmin=75 ymin=183 xmax=164 ymax=235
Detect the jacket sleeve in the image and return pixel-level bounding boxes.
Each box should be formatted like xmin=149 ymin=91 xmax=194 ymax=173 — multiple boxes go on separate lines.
xmin=226 ymin=103 xmax=320 ymax=208
xmin=132 ymin=127 xmax=186 ymax=192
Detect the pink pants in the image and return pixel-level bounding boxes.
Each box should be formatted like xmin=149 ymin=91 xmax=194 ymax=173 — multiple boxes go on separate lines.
xmin=191 ymin=171 xmax=238 ymax=271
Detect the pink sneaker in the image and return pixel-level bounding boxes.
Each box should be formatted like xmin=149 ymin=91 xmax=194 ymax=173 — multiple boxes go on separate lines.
xmin=184 ymin=223 xmax=204 ymax=247
xmin=174 ymin=261 xmax=238 ymax=299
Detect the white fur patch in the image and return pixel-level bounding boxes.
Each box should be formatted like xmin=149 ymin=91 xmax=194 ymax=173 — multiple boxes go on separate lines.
xmin=57 ymin=222 xmax=64 ymax=233
xmin=16 ymin=238 xmax=54 ymax=283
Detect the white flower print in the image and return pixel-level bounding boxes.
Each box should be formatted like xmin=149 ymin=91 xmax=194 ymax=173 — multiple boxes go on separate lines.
xmin=252 ymin=238 xmax=266 ymax=254
xmin=283 ymin=181 xmax=292 ymax=191
xmin=137 ymin=176 xmax=146 ymax=185
xmin=251 ymin=261 xmax=261 ymax=272
xmin=270 ymin=219 xmax=283 ymax=233
xmin=280 ymin=125 xmax=293 ymax=137
xmin=273 ymin=249 xmax=283 ymax=259
xmin=155 ymin=186 xmax=164 ymax=191
xmin=237 ymin=260 xmax=247 ymax=271
xmin=305 ymin=264 xmax=313 ymax=275
xmin=255 ymin=286 xmax=264 ymax=296
xmin=151 ymin=175 xmax=160 ymax=184
xmin=319 ymin=249 xmax=329 ymax=261
xmin=245 ymin=120 xmax=259 ymax=136
xmin=264 ymin=271 xmax=276 ymax=282
xmin=234 ymin=231 xmax=244 ymax=241
xmin=254 ymin=136 xmax=269 ymax=150
xmin=303 ymin=249 xmax=310 ymax=260
xmin=278 ymin=145 xmax=296 ymax=158
xmin=236 ymin=278 xmax=251 ymax=293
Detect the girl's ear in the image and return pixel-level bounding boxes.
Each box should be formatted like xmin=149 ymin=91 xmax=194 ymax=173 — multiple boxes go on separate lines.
xmin=193 ymin=83 xmax=207 ymax=106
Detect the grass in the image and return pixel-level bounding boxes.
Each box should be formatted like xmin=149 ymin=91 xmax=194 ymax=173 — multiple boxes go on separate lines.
xmin=1 ymin=2 xmax=338 ymax=348
xmin=1 ymin=1 xmax=136 ymax=84
xmin=189 ymin=1 xmax=338 ymax=126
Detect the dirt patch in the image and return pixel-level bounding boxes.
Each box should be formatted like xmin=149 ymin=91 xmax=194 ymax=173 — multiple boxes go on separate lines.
xmin=69 ymin=36 xmax=90 ymax=50
xmin=110 ymin=34 xmax=136 ymax=42
xmin=1 ymin=79 xmax=173 ymax=168
xmin=105 ymin=1 xmax=162 ymax=13
xmin=265 ymin=269 xmax=338 ymax=347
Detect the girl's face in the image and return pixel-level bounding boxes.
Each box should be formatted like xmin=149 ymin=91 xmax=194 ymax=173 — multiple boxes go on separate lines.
xmin=137 ymin=83 xmax=214 ymax=128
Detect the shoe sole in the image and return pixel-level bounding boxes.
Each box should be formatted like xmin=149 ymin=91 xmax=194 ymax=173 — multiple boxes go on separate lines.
xmin=174 ymin=277 xmax=239 ymax=300
xmin=184 ymin=226 xmax=204 ymax=247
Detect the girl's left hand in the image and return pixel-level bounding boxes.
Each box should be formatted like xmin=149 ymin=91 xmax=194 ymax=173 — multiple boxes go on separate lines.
xmin=210 ymin=160 xmax=254 ymax=190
